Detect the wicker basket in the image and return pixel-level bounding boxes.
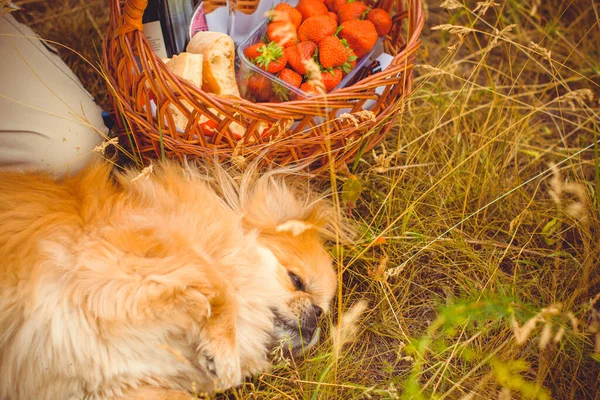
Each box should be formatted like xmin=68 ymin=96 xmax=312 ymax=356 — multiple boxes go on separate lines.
xmin=103 ymin=0 xmax=424 ymax=171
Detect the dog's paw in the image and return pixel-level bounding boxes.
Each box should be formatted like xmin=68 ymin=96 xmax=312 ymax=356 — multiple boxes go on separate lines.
xmin=199 ymin=348 xmax=242 ymax=391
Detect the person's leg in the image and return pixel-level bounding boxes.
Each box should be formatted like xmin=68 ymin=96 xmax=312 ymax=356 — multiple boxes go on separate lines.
xmin=0 ymin=13 xmax=108 ymax=178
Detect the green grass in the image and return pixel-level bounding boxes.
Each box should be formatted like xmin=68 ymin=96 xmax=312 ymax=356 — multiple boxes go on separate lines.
xmin=12 ymin=0 xmax=600 ymax=398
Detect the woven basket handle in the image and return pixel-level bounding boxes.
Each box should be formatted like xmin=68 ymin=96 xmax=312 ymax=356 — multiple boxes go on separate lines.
xmin=117 ymin=0 xmax=147 ymax=35
xmin=375 ymin=0 xmax=394 ymax=12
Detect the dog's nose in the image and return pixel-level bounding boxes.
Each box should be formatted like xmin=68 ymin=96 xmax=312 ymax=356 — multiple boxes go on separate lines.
xmin=313 ymin=305 xmax=324 ymax=319
xmin=301 ymin=306 xmax=324 ymax=340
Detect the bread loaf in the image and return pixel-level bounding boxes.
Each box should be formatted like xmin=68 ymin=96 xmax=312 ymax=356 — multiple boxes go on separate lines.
xmin=186 ymin=31 xmax=240 ymax=98
xmin=163 ymin=52 xmax=204 ymax=130
xmin=165 ymin=52 xmax=203 ymax=89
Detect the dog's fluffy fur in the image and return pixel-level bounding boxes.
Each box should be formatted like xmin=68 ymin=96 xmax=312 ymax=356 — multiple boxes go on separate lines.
xmin=0 ymin=160 xmax=346 ymax=400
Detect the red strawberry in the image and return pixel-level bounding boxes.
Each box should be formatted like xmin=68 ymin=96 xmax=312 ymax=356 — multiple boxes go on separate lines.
xmin=300 ymin=81 xmax=321 ymax=95
xmin=198 ymin=118 xmax=218 ymax=136
xmin=337 ymin=1 xmax=368 ymax=22
xmin=366 ymin=8 xmax=392 ymax=36
xmin=322 ymin=68 xmax=343 ymax=92
xmin=319 ymin=36 xmax=348 ymax=68
xmin=273 ymin=3 xmax=303 ymax=28
xmin=267 ymin=21 xmax=298 ymax=48
xmin=328 ymin=11 xmax=339 ymax=23
xmin=262 ymin=53 xmax=288 ymax=73
xmin=244 ymin=41 xmax=266 ymax=60
xmin=295 ymin=0 xmax=328 ymax=20
xmin=298 ymin=15 xmax=338 ymax=43
xmin=278 ymin=68 xmax=302 ymax=88
xmin=338 ymin=19 xmax=378 ymax=57
xmin=254 ymin=41 xmax=288 ymax=73
xmin=324 ymin=0 xmax=347 ymax=12
xmin=285 ymin=41 xmax=317 ymax=75
xmin=247 ymin=73 xmax=272 ymax=101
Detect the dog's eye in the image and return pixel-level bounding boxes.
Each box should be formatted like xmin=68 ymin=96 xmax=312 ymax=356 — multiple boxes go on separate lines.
xmin=288 ymin=271 xmax=305 ymax=291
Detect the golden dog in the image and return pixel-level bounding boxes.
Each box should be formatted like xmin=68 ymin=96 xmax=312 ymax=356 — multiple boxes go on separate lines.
xmin=0 ymin=160 xmax=346 ymax=399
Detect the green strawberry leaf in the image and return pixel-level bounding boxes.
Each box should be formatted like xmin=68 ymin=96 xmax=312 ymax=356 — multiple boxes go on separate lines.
xmin=341 ymin=62 xmax=353 ymax=73
xmin=269 ymin=42 xmax=284 ymax=58
xmin=256 ymin=55 xmax=273 ymax=69
xmin=313 ymin=49 xmax=321 ymax=66
xmin=255 ymin=42 xmax=284 ymax=69
xmin=272 ymin=81 xmax=290 ymax=102
xmin=335 ymin=25 xmax=344 ymax=36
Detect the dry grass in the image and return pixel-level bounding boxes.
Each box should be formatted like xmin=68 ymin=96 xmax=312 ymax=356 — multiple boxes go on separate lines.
xmin=9 ymin=0 xmax=600 ymax=398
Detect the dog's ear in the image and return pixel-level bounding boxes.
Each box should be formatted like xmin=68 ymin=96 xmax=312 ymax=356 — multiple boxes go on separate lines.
xmin=203 ymin=159 xmax=354 ymax=242
xmin=240 ymin=173 xmax=354 ymax=243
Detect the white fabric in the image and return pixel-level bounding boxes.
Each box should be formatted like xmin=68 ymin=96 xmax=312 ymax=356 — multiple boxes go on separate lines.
xmin=0 ymin=14 xmax=107 ymax=178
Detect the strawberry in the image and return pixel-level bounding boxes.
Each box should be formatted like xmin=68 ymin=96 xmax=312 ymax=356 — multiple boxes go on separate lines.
xmin=254 ymin=41 xmax=288 ymax=73
xmin=322 ymin=68 xmax=343 ymax=92
xmin=324 ymin=0 xmax=347 ymax=12
xmin=262 ymin=52 xmax=288 ymax=73
xmin=285 ymin=41 xmax=317 ymax=75
xmin=267 ymin=21 xmax=298 ymax=47
xmin=298 ymin=15 xmax=338 ymax=43
xmin=198 ymin=118 xmax=218 ymax=136
xmin=295 ymin=0 xmax=328 ymax=20
xmin=337 ymin=1 xmax=368 ymax=22
xmin=338 ymin=19 xmax=378 ymax=57
xmin=328 ymin=11 xmax=339 ymax=23
xmin=278 ymin=68 xmax=302 ymax=88
xmin=366 ymin=8 xmax=392 ymax=36
xmin=273 ymin=3 xmax=303 ymax=28
xmin=247 ymin=73 xmax=272 ymax=102
xmin=300 ymin=81 xmax=320 ymax=95
xmin=318 ymin=36 xmax=348 ymax=68
xmin=244 ymin=41 xmax=266 ymax=60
